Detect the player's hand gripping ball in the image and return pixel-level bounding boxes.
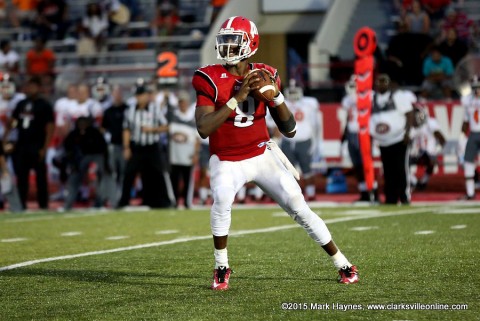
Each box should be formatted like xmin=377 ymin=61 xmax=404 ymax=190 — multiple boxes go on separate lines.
xmin=249 ymin=69 xmax=276 ymax=102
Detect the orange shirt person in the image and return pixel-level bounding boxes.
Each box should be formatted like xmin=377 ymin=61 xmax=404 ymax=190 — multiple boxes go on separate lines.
xmin=25 ymin=37 xmax=56 ymax=76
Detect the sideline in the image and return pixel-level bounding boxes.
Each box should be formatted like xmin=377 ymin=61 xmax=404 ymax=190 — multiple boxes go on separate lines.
xmin=0 ymin=208 xmax=432 ymax=272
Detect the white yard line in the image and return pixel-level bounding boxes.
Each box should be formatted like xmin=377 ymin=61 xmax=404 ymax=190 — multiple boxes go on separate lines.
xmin=0 ymin=208 xmax=432 ymax=272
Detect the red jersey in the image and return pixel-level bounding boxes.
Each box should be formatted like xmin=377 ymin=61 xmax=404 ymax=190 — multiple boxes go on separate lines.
xmin=192 ymin=63 xmax=281 ymax=161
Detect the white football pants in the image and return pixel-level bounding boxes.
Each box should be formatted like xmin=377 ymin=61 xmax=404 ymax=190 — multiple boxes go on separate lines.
xmin=209 ymin=143 xmax=332 ymax=245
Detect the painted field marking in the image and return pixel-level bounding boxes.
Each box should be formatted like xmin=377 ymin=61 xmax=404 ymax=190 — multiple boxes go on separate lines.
xmin=450 ymin=225 xmax=467 ymax=230
xmin=343 ymin=210 xmax=382 ymax=215
xmin=0 ymin=208 xmax=433 ymax=272
xmin=436 ymin=208 xmax=480 ymax=214
xmin=155 ymin=230 xmax=179 ymax=235
xmin=350 ymin=226 xmax=379 ymax=231
xmin=1 ymin=238 xmax=28 ymax=243
xmin=105 ymin=236 xmax=129 ymax=241
xmin=414 ymin=230 xmax=435 ymax=235
xmin=61 ymin=232 xmax=83 ymax=237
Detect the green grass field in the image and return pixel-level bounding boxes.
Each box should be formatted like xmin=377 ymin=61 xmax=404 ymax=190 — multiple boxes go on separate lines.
xmin=0 ymin=204 xmax=478 ymax=321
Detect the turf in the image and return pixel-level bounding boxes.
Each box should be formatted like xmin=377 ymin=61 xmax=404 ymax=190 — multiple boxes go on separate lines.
xmin=0 ymin=205 xmax=478 ymax=320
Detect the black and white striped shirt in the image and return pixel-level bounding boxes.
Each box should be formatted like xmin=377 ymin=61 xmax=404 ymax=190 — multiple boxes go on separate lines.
xmin=123 ymin=102 xmax=167 ymax=146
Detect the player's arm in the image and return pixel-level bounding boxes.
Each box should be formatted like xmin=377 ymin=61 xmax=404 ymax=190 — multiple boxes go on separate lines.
xmin=195 ymin=72 xmax=260 ymax=139
xmin=263 ymin=69 xmax=296 ymax=138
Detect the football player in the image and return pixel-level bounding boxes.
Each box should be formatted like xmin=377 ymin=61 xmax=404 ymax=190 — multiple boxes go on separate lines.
xmin=91 ymin=77 xmax=113 ymax=111
xmin=281 ymin=78 xmax=322 ymax=201
xmin=409 ymin=106 xmax=446 ymax=190
xmin=460 ymin=76 xmax=480 ymax=200
xmin=192 ymin=16 xmax=358 ymax=291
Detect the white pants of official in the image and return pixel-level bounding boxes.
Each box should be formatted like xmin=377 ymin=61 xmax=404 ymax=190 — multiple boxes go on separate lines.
xmin=209 ymin=144 xmax=332 ymax=246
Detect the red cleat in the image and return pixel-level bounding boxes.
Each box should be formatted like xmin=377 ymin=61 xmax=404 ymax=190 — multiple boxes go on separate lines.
xmin=211 ymin=266 xmax=231 ymax=290
xmin=338 ymin=265 xmax=359 ymax=284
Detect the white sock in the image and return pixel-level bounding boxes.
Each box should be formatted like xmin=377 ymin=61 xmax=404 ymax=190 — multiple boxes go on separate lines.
xmin=330 ymin=250 xmax=351 ymax=269
xmin=420 ymin=174 xmax=429 ymax=184
xmin=214 ymin=248 xmax=229 ymax=269
xmin=199 ymin=187 xmax=208 ymax=201
xmin=466 ymin=179 xmax=475 ymax=197
xmin=306 ymin=185 xmax=316 ymax=198
xmin=237 ymin=186 xmax=246 ymax=201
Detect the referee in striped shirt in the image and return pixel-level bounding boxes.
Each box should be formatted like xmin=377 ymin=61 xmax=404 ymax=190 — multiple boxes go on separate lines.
xmin=118 ymin=82 xmax=171 ymax=208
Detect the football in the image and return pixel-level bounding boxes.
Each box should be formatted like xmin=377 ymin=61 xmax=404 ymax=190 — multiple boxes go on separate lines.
xmin=249 ymin=69 xmax=276 ymax=102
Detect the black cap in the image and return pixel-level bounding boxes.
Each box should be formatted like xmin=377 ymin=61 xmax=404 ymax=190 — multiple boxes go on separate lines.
xmin=135 ymin=85 xmax=151 ymax=95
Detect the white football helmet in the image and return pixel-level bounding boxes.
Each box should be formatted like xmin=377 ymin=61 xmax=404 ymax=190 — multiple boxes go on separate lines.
xmin=0 ymin=73 xmax=16 ymax=98
xmin=471 ymin=75 xmax=480 ymax=96
xmin=345 ymin=75 xmax=357 ymax=97
xmin=285 ymin=78 xmax=303 ymax=102
xmin=413 ymin=106 xmax=427 ymax=127
xmin=216 ymin=16 xmax=260 ymax=65
xmin=91 ymin=77 xmax=111 ymax=101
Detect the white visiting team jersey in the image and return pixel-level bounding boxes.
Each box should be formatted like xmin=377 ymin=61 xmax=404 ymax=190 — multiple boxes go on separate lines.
xmin=341 ymin=94 xmax=359 ymax=133
xmin=66 ymin=98 xmax=103 ymax=121
xmin=0 ymin=92 xmax=25 ymax=117
xmin=462 ymin=94 xmax=480 ymax=133
xmin=370 ymin=90 xmax=415 ymax=147
xmin=410 ymin=118 xmax=441 ymax=156
xmin=54 ymin=97 xmax=77 ymax=127
xmin=284 ymin=96 xmax=320 ymax=142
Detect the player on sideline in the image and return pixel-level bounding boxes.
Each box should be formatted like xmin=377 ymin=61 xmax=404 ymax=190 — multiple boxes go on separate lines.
xmin=192 ymin=16 xmax=358 ymax=291
xmin=460 ymin=76 xmax=480 ymax=200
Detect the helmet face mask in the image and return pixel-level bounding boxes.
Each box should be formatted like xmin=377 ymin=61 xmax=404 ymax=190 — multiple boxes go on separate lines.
xmin=0 ymin=74 xmax=15 ymax=98
xmin=92 ymin=77 xmax=110 ymax=101
xmin=216 ymin=16 xmax=259 ymax=65
xmin=345 ymin=75 xmax=357 ymax=97
xmin=285 ymin=79 xmax=303 ymax=102
xmin=414 ymin=107 xmax=427 ymax=127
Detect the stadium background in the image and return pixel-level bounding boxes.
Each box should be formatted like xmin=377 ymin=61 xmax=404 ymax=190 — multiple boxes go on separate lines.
xmin=3 ymin=0 xmax=479 ymax=202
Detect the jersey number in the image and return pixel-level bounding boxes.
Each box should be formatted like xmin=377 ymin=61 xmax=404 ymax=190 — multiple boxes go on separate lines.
xmin=234 ymin=96 xmax=255 ymax=127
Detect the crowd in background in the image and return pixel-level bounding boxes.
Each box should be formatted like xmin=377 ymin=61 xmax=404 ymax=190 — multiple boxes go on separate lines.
xmin=0 ymin=0 xmax=478 ymax=211
xmin=383 ymin=0 xmax=479 ymax=100
xmin=0 ymin=73 xmax=201 ymax=212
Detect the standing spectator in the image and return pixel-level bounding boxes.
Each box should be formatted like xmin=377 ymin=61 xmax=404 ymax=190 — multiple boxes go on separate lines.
xmin=420 ymin=46 xmax=454 ymax=100
xmin=4 ymin=76 xmax=54 ymax=210
xmin=118 ymin=82 xmax=171 ymax=208
xmin=409 ymin=105 xmax=445 ymax=190
xmin=61 ymin=116 xmax=110 ymax=211
xmin=440 ymin=5 xmax=478 ymax=46
xmin=33 ymin=0 xmax=68 ymax=40
xmin=25 ymin=37 xmax=56 ymax=93
xmin=151 ymin=0 xmax=179 ymax=36
xmin=101 ymin=85 xmax=127 ymax=207
xmin=79 ymin=3 xmax=109 ymax=53
xmin=438 ymin=27 xmax=468 ymax=67
xmin=0 ymin=40 xmax=20 ymax=74
xmin=370 ymin=74 xmax=415 ymax=205
xmin=280 ymin=80 xmax=322 ymax=201
xmin=421 ymin=0 xmax=450 ymax=23
xmin=10 ymin=0 xmax=38 ymax=28
xmin=168 ymin=90 xmax=199 ymax=209
xmin=459 ymin=76 xmax=480 ymax=200
xmin=405 ymin=0 xmax=431 ymax=34
xmin=385 ymin=21 xmax=433 ymax=86
xmin=341 ymin=75 xmax=378 ymax=201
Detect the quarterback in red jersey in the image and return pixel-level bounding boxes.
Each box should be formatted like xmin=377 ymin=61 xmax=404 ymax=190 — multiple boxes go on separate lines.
xmin=192 ymin=16 xmax=358 ymax=290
